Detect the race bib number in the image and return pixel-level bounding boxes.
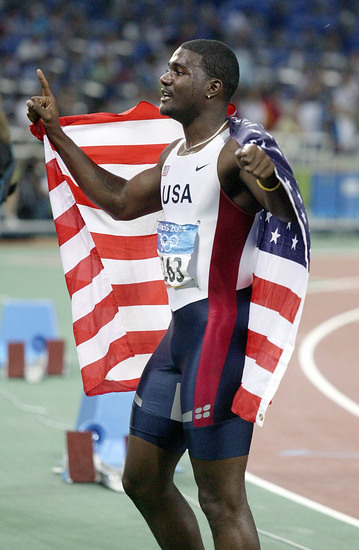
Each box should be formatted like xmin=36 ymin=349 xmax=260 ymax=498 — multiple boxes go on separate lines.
xmin=157 ymin=220 xmax=199 ymax=289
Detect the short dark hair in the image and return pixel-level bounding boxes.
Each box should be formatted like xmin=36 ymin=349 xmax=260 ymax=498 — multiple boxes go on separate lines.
xmin=181 ymin=39 xmax=239 ymax=102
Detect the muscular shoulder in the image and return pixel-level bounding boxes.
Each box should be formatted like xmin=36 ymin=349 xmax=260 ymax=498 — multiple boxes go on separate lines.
xmin=218 ymin=138 xmax=240 ymax=175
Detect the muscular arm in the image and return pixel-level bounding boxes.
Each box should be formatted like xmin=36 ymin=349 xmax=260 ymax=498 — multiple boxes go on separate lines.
xmin=27 ymin=70 xmax=168 ymax=221
xmin=40 ymin=123 xmax=167 ymax=219
xmin=219 ymin=139 xmax=296 ymax=222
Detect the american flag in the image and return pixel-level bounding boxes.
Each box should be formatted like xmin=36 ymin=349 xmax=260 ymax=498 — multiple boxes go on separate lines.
xmin=32 ymin=105 xmax=309 ymax=426
xmin=230 ymin=119 xmax=310 ymax=425
xmin=31 ymin=102 xmax=183 ymax=395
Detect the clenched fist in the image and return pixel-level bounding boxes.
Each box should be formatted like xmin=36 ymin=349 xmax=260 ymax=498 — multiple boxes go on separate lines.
xmin=235 ymin=143 xmax=275 ymax=182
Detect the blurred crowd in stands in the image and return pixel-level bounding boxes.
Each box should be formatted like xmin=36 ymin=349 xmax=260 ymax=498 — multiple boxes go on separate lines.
xmin=1 ymin=0 xmax=358 ymax=221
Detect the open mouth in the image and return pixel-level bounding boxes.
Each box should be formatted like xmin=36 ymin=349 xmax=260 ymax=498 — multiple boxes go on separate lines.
xmin=160 ymin=88 xmax=172 ymax=101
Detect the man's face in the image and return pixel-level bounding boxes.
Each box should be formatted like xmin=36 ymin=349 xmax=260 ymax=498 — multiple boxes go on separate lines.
xmin=159 ymin=47 xmax=209 ymax=123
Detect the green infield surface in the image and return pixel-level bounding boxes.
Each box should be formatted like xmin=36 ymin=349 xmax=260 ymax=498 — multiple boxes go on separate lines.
xmin=1 ymin=236 xmax=358 ymax=549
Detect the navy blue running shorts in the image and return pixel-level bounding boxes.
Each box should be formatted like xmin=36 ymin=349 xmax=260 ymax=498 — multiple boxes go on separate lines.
xmin=129 ymin=287 xmax=254 ymax=460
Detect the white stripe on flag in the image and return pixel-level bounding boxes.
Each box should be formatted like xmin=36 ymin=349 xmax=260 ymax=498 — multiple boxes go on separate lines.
xmin=119 ymin=304 xmax=171 ymax=332
xmin=102 ymin=257 xmax=163 ymax=285
xmin=241 ymin=357 xmax=272 ymax=397
xmin=64 ymin=118 xmax=183 ymax=147
xmin=254 ymin=251 xmax=308 ymax=298
xmin=99 ymin=164 xmax=155 ymax=178
xmin=105 ymin=354 xmax=152 ymax=381
xmin=44 ymin=135 xmax=55 ymax=163
xmin=78 ymin=205 xmax=159 ymax=236
xmin=60 ymin=227 xmax=95 ymax=274
xmin=49 ymin=181 xmax=76 ymax=220
xmin=248 ymin=303 xmax=293 ymax=343
xmin=71 ymin=271 xmax=113 ymax=323
xmin=77 ymin=312 xmax=127 ymax=368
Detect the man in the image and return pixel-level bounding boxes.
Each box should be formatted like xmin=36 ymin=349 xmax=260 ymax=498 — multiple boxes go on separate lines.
xmin=27 ymin=40 xmax=301 ymax=550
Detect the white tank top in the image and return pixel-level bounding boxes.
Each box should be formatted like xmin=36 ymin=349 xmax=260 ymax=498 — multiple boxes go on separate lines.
xmin=157 ymin=129 xmax=258 ymax=312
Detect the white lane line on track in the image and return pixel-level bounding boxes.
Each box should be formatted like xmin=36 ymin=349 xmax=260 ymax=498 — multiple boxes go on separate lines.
xmin=183 ymin=489 xmax=315 ymax=549
xmin=298 ymin=307 xmax=359 ymax=417
xmin=245 ymin=473 xmax=359 ymax=529
xmin=307 ymin=276 xmax=359 ymax=294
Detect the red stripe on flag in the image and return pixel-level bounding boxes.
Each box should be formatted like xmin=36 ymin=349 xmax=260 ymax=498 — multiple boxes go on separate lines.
xmin=246 ymin=329 xmax=283 ymax=373
xmin=112 ymin=281 xmax=168 ymax=307
xmin=54 ymin=204 xmax=86 ymax=246
xmin=63 ymin=176 xmax=100 ymax=209
xmin=73 ymin=293 xmax=120 ymax=346
xmin=58 ymin=101 xmax=171 ymax=128
xmin=251 ymin=275 xmax=301 ymax=323
xmin=231 ymin=386 xmax=261 ymax=423
xmin=126 ymin=329 xmax=166 ymax=355
xmin=91 ymin=232 xmax=157 ymax=260
xmin=46 ymin=158 xmax=66 ymax=191
xmin=81 ymin=144 xmax=168 ymax=165
xmin=85 ymin=377 xmax=140 ymax=396
xmin=64 ymin=249 xmax=103 ymax=297
xmin=80 ymin=335 xmax=134 ymax=395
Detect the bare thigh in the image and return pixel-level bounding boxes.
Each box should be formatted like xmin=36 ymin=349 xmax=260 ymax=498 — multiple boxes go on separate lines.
xmin=123 ymin=434 xmax=183 ymax=490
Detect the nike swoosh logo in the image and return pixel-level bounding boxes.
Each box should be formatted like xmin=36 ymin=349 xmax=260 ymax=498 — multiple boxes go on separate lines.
xmin=195 ymin=163 xmax=210 ymax=171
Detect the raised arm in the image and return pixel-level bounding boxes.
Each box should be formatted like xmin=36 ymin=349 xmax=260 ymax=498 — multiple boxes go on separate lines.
xmin=219 ymin=140 xmax=296 ymax=222
xmin=235 ymin=143 xmax=296 ymax=221
xmin=26 ymin=70 xmax=164 ymax=220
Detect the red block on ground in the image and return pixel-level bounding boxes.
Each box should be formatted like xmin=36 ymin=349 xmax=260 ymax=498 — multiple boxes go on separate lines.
xmin=47 ymin=339 xmax=65 ymax=375
xmin=66 ymin=431 xmax=95 ymax=483
xmin=7 ymin=342 xmax=25 ymax=378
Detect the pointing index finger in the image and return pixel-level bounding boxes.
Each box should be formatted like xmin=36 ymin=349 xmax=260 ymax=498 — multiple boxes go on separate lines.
xmin=36 ymin=69 xmax=52 ymax=96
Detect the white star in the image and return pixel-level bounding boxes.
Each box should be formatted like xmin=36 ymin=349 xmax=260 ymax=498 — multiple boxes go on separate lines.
xmin=287 ymin=222 xmax=292 ymax=230
xmin=270 ymin=228 xmax=281 ymax=244
xmin=297 ymin=190 xmax=303 ymax=203
xmin=265 ymin=211 xmax=273 ymax=223
xmin=301 ymin=209 xmax=307 ymax=223
xmin=244 ymin=122 xmax=260 ymax=130
xmin=271 ymin=144 xmax=282 ymax=157
xmin=284 ymin=177 xmax=293 ymax=191
xmin=292 ymin=234 xmax=298 ymax=250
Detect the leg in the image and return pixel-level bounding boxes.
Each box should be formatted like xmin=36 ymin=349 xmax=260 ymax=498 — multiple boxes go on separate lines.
xmin=122 ymin=434 xmax=205 ymax=550
xmin=177 ymin=288 xmax=258 ymax=547
xmin=122 ymin=321 xmax=204 ymax=548
xmin=191 ymin=454 xmax=260 ymax=550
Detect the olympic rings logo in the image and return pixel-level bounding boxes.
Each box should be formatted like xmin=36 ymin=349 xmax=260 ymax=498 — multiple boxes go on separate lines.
xmin=159 ymin=233 xmax=179 ymax=252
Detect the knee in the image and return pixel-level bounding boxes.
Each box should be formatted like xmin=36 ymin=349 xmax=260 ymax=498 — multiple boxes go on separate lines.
xmin=122 ymin=469 xmax=148 ymax=502
xmin=198 ymin=489 xmax=224 ymax=524
xmin=122 ymin=466 xmax=163 ymax=505
xmin=198 ymin=487 xmax=240 ymax=526
xmin=121 ymin=470 xmax=136 ymax=500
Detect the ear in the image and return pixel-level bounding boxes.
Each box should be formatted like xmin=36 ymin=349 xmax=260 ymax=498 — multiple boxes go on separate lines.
xmin=206 ymin=78 xmax=224 ymax=99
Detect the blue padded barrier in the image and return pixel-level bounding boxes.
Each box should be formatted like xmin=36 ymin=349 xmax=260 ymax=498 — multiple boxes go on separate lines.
xmin=0 ymin=299 xmax=58 ymax=366
xmin=311 ymin=171 xmax=359 ymax=219
xmin=75 ymin=391 xmax=135 ymax=469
